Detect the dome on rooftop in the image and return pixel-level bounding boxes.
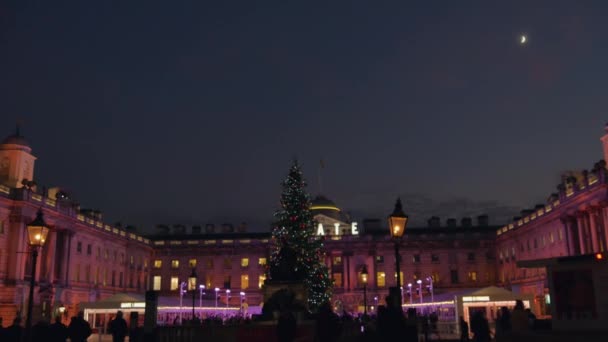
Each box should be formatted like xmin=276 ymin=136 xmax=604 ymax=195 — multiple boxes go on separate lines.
xmin=310 ymin=195 xmax=351 ymax=222
xmin=2 ymin=126 xmax=30 ymax=148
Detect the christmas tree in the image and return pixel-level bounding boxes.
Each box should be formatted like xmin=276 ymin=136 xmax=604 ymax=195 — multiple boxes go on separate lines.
xmin=267 ymin=161 xmax=333 ymax=311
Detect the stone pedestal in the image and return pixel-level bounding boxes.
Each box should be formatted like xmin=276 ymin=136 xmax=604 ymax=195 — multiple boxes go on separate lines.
xmin=261 ymin=281 xmax=309 ymax=319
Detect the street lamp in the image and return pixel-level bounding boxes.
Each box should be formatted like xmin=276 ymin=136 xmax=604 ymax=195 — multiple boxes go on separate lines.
xmin=426 ymin=276 xmax=434 ymax=303
xmin=407 ymin=283 xmax=413 ymax=303
xmin=360 ymin=265 xmax=369 ymax=316
xmin=388 ymin=198 xmax=408 ymax=307
xmin=188 ymin=268 xmax=197 ymax=320
xmin=417 ymin=279 xmax=423 ymax=304
xmin=179 ymin=282 xmax=187 ymax=324
xmin=239 ymin=292 xmax=245 ymax=316
xmin=225 ymin=289 xmax=231 ymax=316
xmin=199 ymin=285 xmax=206 ymax=309
xmin=214 ymin=287 xmax=220 ymax=308
xmin=26 ymin=209 xmax=49 ymax=341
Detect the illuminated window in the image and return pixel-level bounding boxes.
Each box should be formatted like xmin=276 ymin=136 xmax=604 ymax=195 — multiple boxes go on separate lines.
xmin=333 ymin=256 xmax=342 ymax=266
xmin=189 ymin=259 xmax=197 ymax=267
xmin=241 ymin=275 xmax=249 ymax=289
xmin=224 ymin=258 xmax=232 ymax=269
xmin=468 ymin=271 xmax=478 ymax=282
xmin=431 ymin=272 xmax=440 ymax=283
xmin=153 ymin=260 xmax=162 ymax=269
xmin=241 ymin=258 xmax=249 ymax=267
xmin=377 ymin=272 xmax=386 ymax=287
xmin=171 ymin=260 xmax=179 ymax=269
xmin=103 ymin=268 xmax=107 ymax=286
xmin=153 ymin=276 xmax=162 ymax=291
xmin=559 ymin=229 xmax=563 ymax=241
xmin=258 ymin=274 xmax=266 ymax=288
xmin=170 ymin=277 xmax=179 ymax=291
xmin=206 ymin=259 xmax=214 ymax=269
xmin=333 ymin=273 xmax=343 ymax=287
xmin=205 ymin=275 xmax=213 ymax=288
xmin=394 ymin=272 xmax=404 ymax=286
xmin=258 ymin=258 xmax=267 ymax=266
xmin=130 ymin=255 xmax=134 ymax=265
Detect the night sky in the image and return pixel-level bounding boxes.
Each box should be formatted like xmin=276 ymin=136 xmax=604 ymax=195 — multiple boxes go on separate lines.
xmin=2 ymin=1 xmax=608 ymax=232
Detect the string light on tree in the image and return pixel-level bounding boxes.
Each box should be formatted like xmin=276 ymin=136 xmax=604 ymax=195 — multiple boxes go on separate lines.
xmin=267 ymin=161 xmax=333 ymax=311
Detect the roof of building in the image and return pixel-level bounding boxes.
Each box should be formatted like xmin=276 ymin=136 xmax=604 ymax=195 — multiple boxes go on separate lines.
xmin=310 ymin=194 xmax=351 ymax=222
xmin=2 ymin=126 xmax=30 ymax=147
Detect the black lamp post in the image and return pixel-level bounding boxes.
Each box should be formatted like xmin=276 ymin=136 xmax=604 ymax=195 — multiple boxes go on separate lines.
xmin=26 ymin=209 xmax=50 ymax=341
xmin=188 ymin=268 xmax=197 ymax=320
xmin=388 ymin=198 xmax=408 ymax=307
xmin=360 ymin=265 xmax=369 ymax=316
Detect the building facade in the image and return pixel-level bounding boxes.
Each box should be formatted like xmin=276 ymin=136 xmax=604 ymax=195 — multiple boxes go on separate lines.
xmin=2 ymin=125 xmax=608 ymax=325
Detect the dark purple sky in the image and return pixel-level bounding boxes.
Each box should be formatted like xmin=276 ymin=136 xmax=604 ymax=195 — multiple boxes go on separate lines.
xmin=2 ymin=1 xmax=608 ymax=231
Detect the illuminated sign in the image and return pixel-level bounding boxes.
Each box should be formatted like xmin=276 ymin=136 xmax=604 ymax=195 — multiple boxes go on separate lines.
xmin=120 ymin=302 xmax=146 ymax=308
xmin=316 ymin=222 xmax=359 ymax=236
xmin=462 ymin=296 xmax=490 ymax=302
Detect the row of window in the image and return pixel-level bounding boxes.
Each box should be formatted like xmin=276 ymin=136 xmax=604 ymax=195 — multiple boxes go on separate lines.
xmin=153 ymin=258 xmax=267 ymax=270
xmin=71 ymin=264 xmax=143 ymax=288
xmin=499 ymin=229 xmax=564 ymax=261
xmin=331 ymin=270 xmax=481 ymax=287
xmin=75 ymin=242 xmax=148 ymax=268
xmin=365 ymin=252 xmax=482 ymax=265
xmin=152 ymin=274 xmax=267 ymax=291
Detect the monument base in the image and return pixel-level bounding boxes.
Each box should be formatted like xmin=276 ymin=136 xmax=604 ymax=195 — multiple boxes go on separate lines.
xmin=260 ymin=281 xmax=309 ymax=319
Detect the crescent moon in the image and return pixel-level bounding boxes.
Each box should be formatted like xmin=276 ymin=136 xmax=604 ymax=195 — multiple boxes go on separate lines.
xmin=520 ymin=35 xmax=527 ymax=44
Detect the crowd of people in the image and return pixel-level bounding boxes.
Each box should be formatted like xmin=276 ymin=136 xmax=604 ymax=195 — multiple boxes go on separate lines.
xmin=0 ymin=298 xmax=539 ymax=341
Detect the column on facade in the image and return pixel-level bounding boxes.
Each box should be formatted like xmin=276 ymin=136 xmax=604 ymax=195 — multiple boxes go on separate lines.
xmin=41 ymin=228 xmax=58 ymax=283
xmin=587 ymin=208 xmax=600 ymax=253
xmin=62 ymin=231 xmax=73 ymax=285
xmin=7 ymin=217 xmax=27 ymax=281
xmin=600 ymin=205 xmax=608 ymax=253
xmin=560 ymin=217 xmax=573 ymax=256
xmin=343 ymin=254 xmax=350 ymax=291
xmin=576 ymin=213 xmax=586 ymax=255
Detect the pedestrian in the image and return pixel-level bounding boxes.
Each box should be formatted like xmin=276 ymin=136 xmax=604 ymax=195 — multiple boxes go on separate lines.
xmin=315 ymin=301 xmax=341 ymax=342
xmin=511 ymin=300 xmax=528 ymax=332
xmin=470 ymin=311 xmax=490 ymax=342
xmin=5 ymin=317 xmax=24 ymax=342
xmin=32 ymin=319 xmax=50 ymax=342
xmin=108 ymin=310 xmax=128 ymax=342
xmin=68 ymin=311 xmax=92 ymax=342
xmin=459 ymin=316 xmax=469 ymax=342
xmin=48 ymin=315 xmax=69 ymax=342
xmin=129 ymin=312 xmax=141 ymax=342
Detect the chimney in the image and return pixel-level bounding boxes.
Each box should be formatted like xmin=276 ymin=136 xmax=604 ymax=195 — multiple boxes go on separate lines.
xmin=172 ymin=224 xmax=186 ymax=235
xmin=427 ymin=216 xmax=441 ymax=228
xmin=600 ymin=123 xmax=608 ymax=167
xmin=205 ymin=224 xmax=215 ymax=234
xmin=222 ymin=223 xmax=234 ymax=233
xmin=476 ymin=215 xmax=489 ymax=226
xmin=156 ymin=224 xmax=170 ymax=235
xmin=192 ymin=225 xmax=202 ymax=234
xmin=237 ymin=222 xmax=247 ymax=233
xmin=461 ymin=217 xmax=472 ymax=227
xmin=446 ymin=218 xmax=457 ymax=227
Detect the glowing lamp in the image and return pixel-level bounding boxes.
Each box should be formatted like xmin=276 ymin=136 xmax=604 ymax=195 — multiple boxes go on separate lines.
xmin=596 ymin=253 xmax=603 ymax=260
xmin=388 ymin=198 xmax=408 ymax=239
xmin=188 ymin=268 xmax=197 ymax=291
xmin=27 ymin=210 xmax=49 ymax=248
xmin=360 ymin=265 xmax=369 ymax=285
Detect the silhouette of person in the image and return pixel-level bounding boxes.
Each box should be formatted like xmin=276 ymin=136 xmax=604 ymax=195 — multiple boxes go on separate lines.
xmin=108 ymin=310 xmax=128 ymax=342
xmin=32 ymin=319 xmax=50 ymax=342
xmin=470 ymin=311 xmax=490 ymax=342
xmin=316 ymin=302 xmax=341 ymax=342
xmin=68 ymin=311 xmax=92 ymax=342
xmin=459 ymin=316 xmax=469 ymax=342
xmin=5 ymin=317 xmax=24 ymax=342
xmin=48 ymin=315 xmax=69 ymax=342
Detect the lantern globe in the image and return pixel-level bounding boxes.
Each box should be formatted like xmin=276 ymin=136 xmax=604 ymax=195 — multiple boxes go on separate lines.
xmin=27 ymin=210 xmax=49 ymax=248
xmin=388 ymin=198 xmax=408 ymax=239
